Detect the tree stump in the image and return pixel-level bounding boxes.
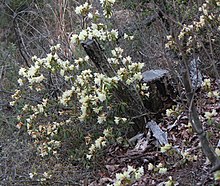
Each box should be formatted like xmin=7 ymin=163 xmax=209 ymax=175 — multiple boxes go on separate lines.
xmin=142 ymin=69 xmax=175 ymax=114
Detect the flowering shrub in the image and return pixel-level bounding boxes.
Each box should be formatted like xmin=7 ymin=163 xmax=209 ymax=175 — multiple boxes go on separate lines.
xmin=10 ymin=0 xmax=149 ymax=159
xmin=10 ymin=44 xmax=73 ymax=156
xmin=165 ymin=0 xmax=220 ymax=54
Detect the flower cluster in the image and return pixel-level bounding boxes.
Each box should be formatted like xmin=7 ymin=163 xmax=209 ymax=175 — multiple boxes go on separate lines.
xmin=23 ymin=99 xmax=63 ymax=157
xmin=72 ymin=70 xmax=119 ymax=122
xmin=116 ymin=62 xmax=144 ymax=85
xmin=166 ymin=105 xmax=181 ymax=118
xmin=165 ymin=35 xmax=177 ymax=50
xmin=18 ymin=59 xmax=45 ymax=84
xmin=148 ymin=162 xmax=168 ymax=174
xmin=202 ymin=78 xmax=211 ymax=91
xmin=29 ymin=120 xmax=62 ymax=157
xmin=74 ymin=56 xmax=89 ymax=70
xmin=161 ymin=143 xmax=172 ymax=153
xmin=214 ymin=170 xmax=220 ymax=181
xmin=59 ymin=87 xmax=75 ymax=106
xmin=10 ymin=89 xmax=22 ymax=106
xmin=161 ymin=176 xmax=179 ymax=186
xmin=15 ymin=44 xmax=76 ymax=92
xmin=75 ymin=2 xmax=92 ymax=16
xmin=86 ymin=128 xmax=112 ymax=159
xmin=107 ymin=165 xmax=144 ymax=186
xmin=123 ymin=33 xmax=134 ymax=40
xmin=201 ymin=78 xmax=219 ymax=123
xmin=71 ymin=23 xmax=118 ymax=43
xmin=202 ymin=78 xmax=220 ymax=100
xmin=181 ymin=150 xmax=198 ymax=162
xmin=204 ymin=109 xmax=217 ymax=120
xmin=114 ymin=116 xmax=127 ymax=125
xmin=207 ymin=90 xmax=220 ymax=99
xmin=100 ymin=0 xmax=116 ymax=18
xmin=71 ymin=1 xmax=118 ymax=43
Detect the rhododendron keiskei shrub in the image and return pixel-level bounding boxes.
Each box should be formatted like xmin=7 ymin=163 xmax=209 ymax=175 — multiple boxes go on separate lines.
xmin=10 ymin=0 xmax=149 ymax=158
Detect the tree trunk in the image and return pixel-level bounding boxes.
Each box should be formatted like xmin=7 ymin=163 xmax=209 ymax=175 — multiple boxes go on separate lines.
xmin=182 ymin=66 xmax=220 ymax=172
